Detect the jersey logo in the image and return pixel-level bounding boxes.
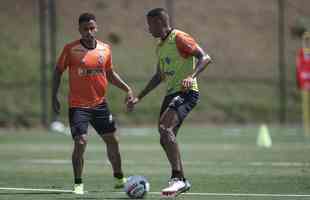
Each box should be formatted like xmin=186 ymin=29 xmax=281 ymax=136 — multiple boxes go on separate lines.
xmin=98 ymin=55 xmax=104 ymax=65
xmin=80 ymin=58 xmax=86 ymax=65
xmin=165 ymin=57 xmax=171 ymax=64
xmin=78 ymin=68 xmax=104 ymax=76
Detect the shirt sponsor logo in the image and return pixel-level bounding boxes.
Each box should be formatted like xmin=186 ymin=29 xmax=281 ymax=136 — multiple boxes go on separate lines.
xmin=78 ymin=68 xmax=104 ymax=76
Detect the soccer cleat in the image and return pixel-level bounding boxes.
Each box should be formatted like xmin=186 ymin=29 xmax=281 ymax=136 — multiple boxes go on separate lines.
xmin=161 ymin=178 xmax=189 ymax=198
xmin=73 ymin=183 xmax=84 ymax=195
xmin=114 ymin=177 xmax=127 ymax=189
xmin=183 ymin=179 xmax=191 ymax=192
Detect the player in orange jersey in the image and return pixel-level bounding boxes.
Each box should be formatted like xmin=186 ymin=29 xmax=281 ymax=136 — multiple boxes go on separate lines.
xmin=52 ymin=13 xmax=133 ymax=195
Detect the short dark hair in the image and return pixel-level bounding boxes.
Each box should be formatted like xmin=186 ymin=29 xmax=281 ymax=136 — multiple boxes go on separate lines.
xmin=146 ymin=8 xmax=168 ymax=18
xmin=78 ymin=13 xmax=96 ymax=24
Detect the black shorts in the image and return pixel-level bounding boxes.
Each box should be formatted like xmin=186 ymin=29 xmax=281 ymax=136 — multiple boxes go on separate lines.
xmin=69 ymin=101 xmax=116 ymax=138
xmin=159 ymin=90 xmax=199 ymax=126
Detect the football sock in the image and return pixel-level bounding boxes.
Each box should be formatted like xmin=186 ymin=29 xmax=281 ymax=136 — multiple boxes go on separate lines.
xmin=75 ymin=178 xmax=82 ymax=184
xmin=171 ymin=170 xmax=183 ymax=179
xmin=114 ymin=172 xmax=124 ymax=179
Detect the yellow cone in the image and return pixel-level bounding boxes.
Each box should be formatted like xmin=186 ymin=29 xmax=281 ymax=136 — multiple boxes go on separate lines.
xmin=256 ymin=124 xmax=272 ymax=148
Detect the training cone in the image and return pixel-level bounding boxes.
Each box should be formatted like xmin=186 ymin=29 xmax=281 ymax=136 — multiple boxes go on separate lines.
xmin=256 ymin=124 xmax=272 ymax=148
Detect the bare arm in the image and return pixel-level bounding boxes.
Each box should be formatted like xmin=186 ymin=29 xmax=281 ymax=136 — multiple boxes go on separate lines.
xmin=106 ymin=69 xmax=134 ymax=104
xmin=182 ymin=47 xmax=212 ymax=89
xmin=52 ymin=67 xmax=63 ymax=114
xmin=191 ymin=46 xmax=212 ymax=78
xmin=137 ymin=62 xmax=163 ymax=101
xmin=106 ymin=69 xmax=132 ymax=93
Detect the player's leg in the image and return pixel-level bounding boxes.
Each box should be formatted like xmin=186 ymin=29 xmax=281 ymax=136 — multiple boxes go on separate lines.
xmin=158 ymin=93 xmax=186 ymax=180
xmin=159 ymin=109 xmax=189 ymax=197
xmin=159 ymin=109 xmax=184 ymax=178
xmin=72 ymin=132 xmax=88 ymax=185
xmin=159 ymin=91 xmax=199 ymax=197
xmin=91 ymin=101 xmax=126 ymax=189
xmin=69 ymin=107 xmax=91 ymax=194
xmin=99 ymin=132 xmax=126 ymax=188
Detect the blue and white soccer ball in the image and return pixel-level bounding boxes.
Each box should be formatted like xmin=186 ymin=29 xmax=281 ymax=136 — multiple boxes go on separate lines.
xmin=124 ymin=176 xmax=150 ymax=199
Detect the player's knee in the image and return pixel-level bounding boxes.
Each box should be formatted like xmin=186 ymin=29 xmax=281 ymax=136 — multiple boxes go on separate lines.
xmin=159 ymin=124 xmax=176 ymax=145
xmin=160 ymin=133 xmax=176 ymax=146
xmin=102 ymin=133 xmax=119 ymax=145
xmin=74 ymin=134 xmax=88 ymax=145
xmin=158 ymin=123 xmax=167 ymax=135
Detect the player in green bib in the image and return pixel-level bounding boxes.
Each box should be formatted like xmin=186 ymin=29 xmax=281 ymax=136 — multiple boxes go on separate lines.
xmin=127 ymin=8 xmax=212 ymax=198
xmin=157 ymin=28 xmax=200 ymax=95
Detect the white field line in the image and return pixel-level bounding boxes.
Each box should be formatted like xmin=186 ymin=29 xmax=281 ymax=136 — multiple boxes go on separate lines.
xmin=115 ymin=191 xmax=310 ymax=197
xmin=0 ymin=187 xmax=72 ymax=193
xmin=178 ymin=192 xmax=310 ymax=197
xmin=1 ymin=187 xmax=310 ymax=197
xmin=0 ymin=187 xmax=310 ymax=197
xmin=20 ymin=159 xmax=310 ymax=167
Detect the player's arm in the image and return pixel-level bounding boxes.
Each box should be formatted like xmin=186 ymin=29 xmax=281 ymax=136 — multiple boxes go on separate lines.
xmin=52 ymin=67 xmax=63 ymax=114
xmin=136 ymin=61 xmax=163 ymax=102
xmin=52 ymin=45 xmax=68 ymax=114
xmin=126 ymin=62 xmax=162 ymax=112
xmin=191 ymin=46 xmax=212 ymax=78
xmin=182 ymin=47 xmax=212 ymax=90
xmin=106 ymin=69 xmax=134 ymax=102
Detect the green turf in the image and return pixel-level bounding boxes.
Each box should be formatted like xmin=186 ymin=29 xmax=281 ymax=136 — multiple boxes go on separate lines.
xmin=0 ymin=125 xmax=310 ymax=199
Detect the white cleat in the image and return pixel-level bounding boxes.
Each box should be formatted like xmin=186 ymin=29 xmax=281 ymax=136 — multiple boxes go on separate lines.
xmin=184 ymin=179 xmax=191 ymax=192
xmin=161 ymin=178 xmax=190 ymax=198
xmin=73 ymin=183 xmax=84 ymax=195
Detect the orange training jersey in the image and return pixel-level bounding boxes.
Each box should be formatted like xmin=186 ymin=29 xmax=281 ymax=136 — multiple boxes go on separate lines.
xmin=56 ymin=40 xmax=112 ymax=108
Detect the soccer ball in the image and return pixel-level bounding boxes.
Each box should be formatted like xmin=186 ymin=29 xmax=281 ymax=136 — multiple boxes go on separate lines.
xmin=50 ymin=121 xmax=65 ymax=133
xmin=124 ymin=176 xmax=150 ymax=199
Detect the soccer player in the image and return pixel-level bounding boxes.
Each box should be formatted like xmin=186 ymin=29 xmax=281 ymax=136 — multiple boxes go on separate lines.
xmin=127 ymin=8 xmax=212 ymax=198
xmin=52 ymin=13 xmax=133 ymax=195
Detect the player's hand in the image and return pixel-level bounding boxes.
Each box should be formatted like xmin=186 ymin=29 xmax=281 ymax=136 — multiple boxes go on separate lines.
xmin=182 ymin=76 xmax=194 ymax=91
xmin=125 ymin=89 xmax=134 ymax=103
xmin=126 ymin=97 xmax=139 ymax=112
xmin=125 ymin=89 xmax=135 ymax=112
xmin=52 ymin=96 xmax=61 ymax=114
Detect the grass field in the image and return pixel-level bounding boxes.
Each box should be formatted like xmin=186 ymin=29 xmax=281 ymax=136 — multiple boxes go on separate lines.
xmin=1 ymin=125 xmax=310 ymax=200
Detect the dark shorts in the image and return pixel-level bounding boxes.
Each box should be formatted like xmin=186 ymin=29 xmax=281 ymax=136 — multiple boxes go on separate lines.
xmin=159 ymin=90 xmax=199 ymax=127
xmin=69 ymin=101 xmax=116 ymax=138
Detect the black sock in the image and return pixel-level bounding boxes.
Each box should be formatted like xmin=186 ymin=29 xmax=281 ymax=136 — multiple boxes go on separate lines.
xmin=114 ymin=173 xmax=124 ymax=179
xmin=171 ymin=170 xmax=183 ymax=179
xmin=75 ymin=178 xmax=82 ymax=184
